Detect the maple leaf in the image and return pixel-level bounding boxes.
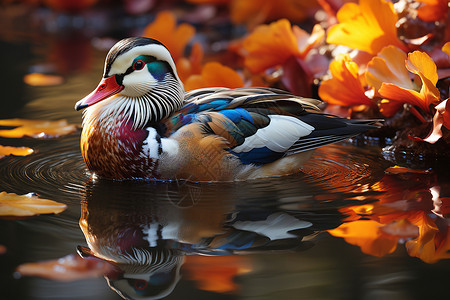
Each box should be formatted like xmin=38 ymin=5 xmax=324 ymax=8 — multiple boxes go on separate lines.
xmin=0 ymin=192 xmax=67 ymax=217
xmin=0 ymin=119 xmax=77 ymax=138
xmin=0 ymin=145 xmax=33 ymax=159
xmin=15 ymin=253 xmax=114 ymax=282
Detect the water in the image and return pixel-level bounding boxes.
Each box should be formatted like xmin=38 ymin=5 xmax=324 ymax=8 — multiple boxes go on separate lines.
xmin=1 ymin=25 xmax=450 ymax=300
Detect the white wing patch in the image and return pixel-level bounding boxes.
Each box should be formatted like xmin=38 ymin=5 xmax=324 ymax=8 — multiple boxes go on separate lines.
xmin=232 ymin=115 xmax=314 ymax=153
xmin=142 ymin=127 xmax=180 ymax=160
xmin=142 ymin=127 xmax=160 ymax=159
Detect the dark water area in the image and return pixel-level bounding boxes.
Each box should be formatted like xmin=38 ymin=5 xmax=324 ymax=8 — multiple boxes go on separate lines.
xmin=1 ymin=8 xmax=450 ymax=300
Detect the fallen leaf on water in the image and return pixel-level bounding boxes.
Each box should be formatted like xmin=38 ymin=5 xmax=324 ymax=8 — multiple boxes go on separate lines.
xmin=23 ymin=73 xmax=64 ymax=86
xmin=0 ymin=145 xmax=33 ymax=159
xmin=384 ymin=166 xmax=432 ymax=174
xmin=0 ymin=192 xmax=67 ymax=217
xmin=0 ymin=245 xmax=6 ymax=254
xmin=15 ymin=253 xmax=114 ymax=282
xmin=0 ymin=119 xmax=78 ymax=138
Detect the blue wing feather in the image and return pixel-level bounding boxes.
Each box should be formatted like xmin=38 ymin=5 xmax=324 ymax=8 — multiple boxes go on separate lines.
xmin=162 ymin=87 xmax=378 ymax=166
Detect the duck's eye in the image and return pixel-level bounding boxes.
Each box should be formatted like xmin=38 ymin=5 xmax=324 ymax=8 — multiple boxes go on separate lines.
xmin=133 ymin=279 xmax=148 ymax=290
xmin=132 ymin=60 xmax=145 ymax=71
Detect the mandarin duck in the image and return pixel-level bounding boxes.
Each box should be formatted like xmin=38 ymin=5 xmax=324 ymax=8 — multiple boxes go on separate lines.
xmin=75 ymin=37 xmax=377 ymax=181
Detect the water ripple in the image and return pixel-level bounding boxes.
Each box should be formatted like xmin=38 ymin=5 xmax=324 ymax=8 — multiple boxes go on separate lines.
xmin=0 ymin=135 xmax=88 ymax=202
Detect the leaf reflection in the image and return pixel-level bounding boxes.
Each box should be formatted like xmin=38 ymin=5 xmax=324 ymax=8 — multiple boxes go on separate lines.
xmin=328 ymin=168 xmax=450 ymax=263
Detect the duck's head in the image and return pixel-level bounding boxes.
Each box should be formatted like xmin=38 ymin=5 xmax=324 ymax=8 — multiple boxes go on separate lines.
xmin=75 ymin=37 xmax=184 ymax=128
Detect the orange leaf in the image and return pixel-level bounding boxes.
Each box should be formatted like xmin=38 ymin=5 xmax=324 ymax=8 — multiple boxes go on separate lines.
xmin=318 ymin=54 xmax=373 ymax=107
xmin=416 ymin=0 xmax=449 ymax=22
xmin=242 ymin=19 xmax=301 ymax=73
xmin=366 ymin=46 xmax=414 ymax=92
xmin=384 ymin=166 xmax=432 ymax=174
xmin=0 ymin=119 xmax=77 ymax=138
xmin=15 ymin=254 xmax=114 ymax=282
xmin=185 ymin=62 xmax=244 ymax=91
xmin=0 ymin=245 xmax=6 ymax=254
xmin=374 ymin=51 xmax=441 ymax=115
xmin=230 ymin=0 xmax=315 ymax=27
xmin=327 ymin=0 xmax=406 ymax=55
xmin=0 ymin=192 xmax=66 ymax=217
xmin=405 ymin=212 xmax=440 ymax=263
xmin=184 ymin=255 xmax=252 ymax=293
xmin=177 ymin=42 xmax=204 ymax=83
xmin=328 ymin=220 xmax=398 ymax=257
xmin=416 ymin=99 xmax=450 ymax=144
xmin=0 ymin=145 xmax=33 ymax=158
xmin=23 ymin=73 xmax=64 ymax=86
xmin=442 ymin=42 xmax=450 ymax=59
xmin=143 ymin=11 xmax=195 ymax=63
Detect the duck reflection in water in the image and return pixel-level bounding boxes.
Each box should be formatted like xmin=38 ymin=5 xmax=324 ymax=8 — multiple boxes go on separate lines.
xmin=77 ymin=177 xmax=350 ymax=299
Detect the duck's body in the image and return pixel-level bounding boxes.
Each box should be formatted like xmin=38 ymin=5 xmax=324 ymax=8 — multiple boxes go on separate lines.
xmin=76 ymin=37 xmax=377 ymax=181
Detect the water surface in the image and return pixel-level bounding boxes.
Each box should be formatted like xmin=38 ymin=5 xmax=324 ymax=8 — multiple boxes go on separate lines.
xmin=1 ymin=34 xmax=449 ymax=300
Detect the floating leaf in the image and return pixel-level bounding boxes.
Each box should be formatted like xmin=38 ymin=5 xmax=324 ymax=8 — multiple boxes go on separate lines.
xmin=385 ymin=166 xmax=432 ymax=174
xmin=23 ymin=73 xmax=64 ymax=86
xmin=0 ymin=145 xmax=33 ymax=159
xmin=15 ymin=254 xmax=114 ymax=282
xmin=0 ymin=245 xmax=6 ymax=254
xmin=0 ymin=119 xmax=78 ymax=138
xmin=0 ymin=192 xmax=67 ymax=217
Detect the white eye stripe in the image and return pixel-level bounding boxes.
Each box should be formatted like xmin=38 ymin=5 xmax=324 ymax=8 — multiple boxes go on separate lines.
xmin=107 ymin=44 xmax=180 ymax=83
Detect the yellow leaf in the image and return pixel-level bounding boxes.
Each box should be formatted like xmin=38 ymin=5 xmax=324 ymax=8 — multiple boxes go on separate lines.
xmin=442 ymin=42 xmax=450 ymax=60
xmin=0 ymin=192 xmax=67 ymax=217
xmin=15 ymin=254 xmax=114 ymax=282
xmin=23 ymin=73 xmax=64 ymax=86
xmin=366 ymin=46 xmax=414 ymax=91
xmin=0 ymin=145 xmax=33 ymax=158
xmin=0 ymin=119 xmax=78 ymax=138
xmin=327 ymin=0 xmax=406 ymax=54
